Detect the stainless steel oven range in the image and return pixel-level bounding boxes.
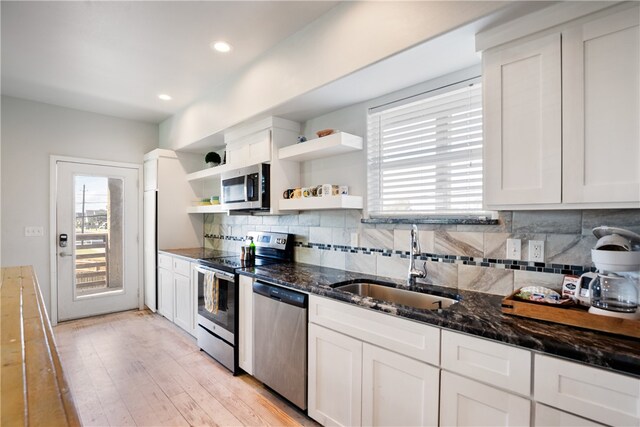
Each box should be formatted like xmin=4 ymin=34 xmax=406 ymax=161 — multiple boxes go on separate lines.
xmin=195 ymin=231 xmax=293 ymax=375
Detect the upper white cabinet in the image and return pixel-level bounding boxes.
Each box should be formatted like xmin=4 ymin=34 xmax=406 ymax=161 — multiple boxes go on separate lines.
xmin=482 ymin=4 xmax=640 ymax=209
xmin=483 ymin=33 xmax=562 ymax=207
xmin=562 ymin=8 xmax=639 ymax=204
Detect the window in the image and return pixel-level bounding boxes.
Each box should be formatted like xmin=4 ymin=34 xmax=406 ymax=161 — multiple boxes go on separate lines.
xmin=367 ymin=78 xmax=487 ymax=218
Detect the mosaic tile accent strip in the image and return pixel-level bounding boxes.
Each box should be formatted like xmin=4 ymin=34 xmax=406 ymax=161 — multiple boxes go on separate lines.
xmin=204 ymin=233 xmax=591 ymax=276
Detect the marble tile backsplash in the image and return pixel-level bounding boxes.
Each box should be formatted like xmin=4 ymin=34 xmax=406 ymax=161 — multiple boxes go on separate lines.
xmin=204 ymin=209 xmax=640 ymax=297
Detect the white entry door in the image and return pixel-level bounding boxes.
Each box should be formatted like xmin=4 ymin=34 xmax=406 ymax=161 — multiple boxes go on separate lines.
xmin=56 ymin=160 xmax=140 ymax=321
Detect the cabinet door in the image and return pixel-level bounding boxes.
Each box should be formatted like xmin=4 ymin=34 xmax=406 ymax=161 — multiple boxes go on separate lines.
xmin=563 ymin=7 xmax=640 ymax=204
xmin=173 ymin=273 xmax=192 ymax=334
xmin=534 ymin=403 xmax=603 ymax=427
xmin=308 ymin=323 xmax=362 ymax=427
xmin=157 ymin=267 xmax=173 ymax=321
xmin=440 ymin=371 xmax=531 ymax=427
xmin=483 ymin=33 xmax=562 ymax=207
xmin=534 ymin=354 xmax=640 ymax=426
xmin=143 ymin=191 xmax=156 ymax=312
xmin=248 ymin=130 xmax=271 ymax=165
xmin=238 ymin=275 xmax=254 ymax=374
xmin=362 ymin=343 xmax=439 ymax=426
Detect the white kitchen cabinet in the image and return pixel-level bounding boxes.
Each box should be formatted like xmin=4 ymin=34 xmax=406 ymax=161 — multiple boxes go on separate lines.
xmin=441 ymin=330 xmax=531 ymax=396
xmin=483 ymin=32 xmax=562 ymax=207
xmin=482 ymin=4 xmax=640 ymax=209
xmin=173 ymin=271 xmax=192 ymax=334
xmin=534 ymin=403 xmax=604 ymax=427
xmin=157 ymin=253 xmax=197 ymax=337
xmin=308 ymin=295 xmax=440 ymax=427
xmin=534 ymin=354 xmax=640 ymax=426
xmin=440 ymin=371 xmax=531 ymax=427
xmin=362 ymin=343 xmax=439 ymax=427
xmin=308 ymin=323 xmax=363 ymax=427
xmin=562 ymin=8 xmax=639 ymax=204
xmin=309 ymin=295 xmax=440 ymax=365
xmin=238 ymin=274 xmax=255 ymax=375
xmin=157 ymin=265 xmax=173 ymax=322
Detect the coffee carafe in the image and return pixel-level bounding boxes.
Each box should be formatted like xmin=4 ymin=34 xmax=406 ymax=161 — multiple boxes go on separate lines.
xmin=581 ymin=226 xmax=640 ymax=320
xmin=588 ymin=272 xmax=639 ymax=319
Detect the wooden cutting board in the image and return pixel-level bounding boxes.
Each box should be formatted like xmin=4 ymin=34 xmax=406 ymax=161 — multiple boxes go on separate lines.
xmin=501 ymin=290 xmax=640 ymax=339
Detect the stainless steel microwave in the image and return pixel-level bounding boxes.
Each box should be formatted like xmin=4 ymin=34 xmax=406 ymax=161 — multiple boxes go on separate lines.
xmin=221 ymin=163 xmax=270 ymax=211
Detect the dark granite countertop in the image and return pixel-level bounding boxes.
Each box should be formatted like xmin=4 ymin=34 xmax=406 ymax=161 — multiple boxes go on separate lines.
xmin=238 ymin=262 xmax=640 ymax=377
xmin=159 ymin=247 xmax=236 ymax=260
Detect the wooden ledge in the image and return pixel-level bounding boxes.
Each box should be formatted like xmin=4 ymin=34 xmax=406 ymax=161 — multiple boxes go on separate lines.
xmin=1 ymin=266 xmax=80 ymax=427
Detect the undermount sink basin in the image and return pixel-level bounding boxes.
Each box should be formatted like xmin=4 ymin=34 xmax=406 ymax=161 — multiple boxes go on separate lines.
xmin=334 ymin=281 xmax=459 ymax=310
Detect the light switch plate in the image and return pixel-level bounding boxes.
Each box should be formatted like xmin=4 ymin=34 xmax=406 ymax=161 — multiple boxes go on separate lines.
xmin=506 ymin=238 xmax=521 ymax=260
xmin=25 ymin=226 xmax=44 ymax=237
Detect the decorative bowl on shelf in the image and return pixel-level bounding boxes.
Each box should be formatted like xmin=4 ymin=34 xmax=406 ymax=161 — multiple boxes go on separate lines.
xmin=316 ymin=129 xmax=337 ymax=138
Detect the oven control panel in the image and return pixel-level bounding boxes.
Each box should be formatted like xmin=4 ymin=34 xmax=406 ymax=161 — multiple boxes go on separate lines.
xmin=247 ymin=231 xmax=290 ymax=252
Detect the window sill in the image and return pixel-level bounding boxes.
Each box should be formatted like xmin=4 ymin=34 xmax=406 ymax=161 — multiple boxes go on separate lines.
xmin=361 ymin=217 xmax=499 ymax=225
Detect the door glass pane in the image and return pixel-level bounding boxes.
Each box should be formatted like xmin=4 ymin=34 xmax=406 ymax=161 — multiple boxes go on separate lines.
xmin=74 ymin=176 xmax=124 ymax=297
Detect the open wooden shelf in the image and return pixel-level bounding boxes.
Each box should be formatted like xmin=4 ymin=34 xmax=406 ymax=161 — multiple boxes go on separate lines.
xmin=186 ymin=163 xmax=236 ymax=182
xmin=279 ymin=195 xmax=363 ymax=211
xmin=186 ymin=204 xmax=227 ymax=214
xmin=278 ymin=132 xmax=363 ymax=162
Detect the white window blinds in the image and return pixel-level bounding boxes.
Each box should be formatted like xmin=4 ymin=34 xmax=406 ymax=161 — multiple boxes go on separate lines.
xmin=367 ymin=79 xmax=486 ymax=217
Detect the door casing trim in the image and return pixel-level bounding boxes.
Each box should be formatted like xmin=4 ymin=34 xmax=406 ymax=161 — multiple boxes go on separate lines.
xmin=49 ymin=155 xmax=143 ymax=325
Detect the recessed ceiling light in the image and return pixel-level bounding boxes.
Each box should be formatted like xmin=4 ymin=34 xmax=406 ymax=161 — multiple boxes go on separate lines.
xmin=158 ymin=94 xmax=172 ymax=101
xmin=211 ymin=41 xmax=232 ymax=53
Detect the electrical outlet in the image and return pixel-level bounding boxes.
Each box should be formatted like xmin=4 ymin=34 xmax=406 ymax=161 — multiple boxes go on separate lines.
xmin=529 ymin=240 xmax=545 ymax=262
xmin=350 ymin=232 xmax=359 ymax=248
xmin=24 ymin=226 xmax=44 ymax=237
xmin=506 ymin=238 xmax=521 ymax=260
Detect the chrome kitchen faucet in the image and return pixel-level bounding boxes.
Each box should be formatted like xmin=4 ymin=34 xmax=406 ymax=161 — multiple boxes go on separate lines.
xmin=408 ymin=224 xmax=427 ymax=287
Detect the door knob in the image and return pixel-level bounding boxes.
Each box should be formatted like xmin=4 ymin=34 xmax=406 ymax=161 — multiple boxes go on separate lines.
xmin=59 ymin=252 xmax=73 ymax=257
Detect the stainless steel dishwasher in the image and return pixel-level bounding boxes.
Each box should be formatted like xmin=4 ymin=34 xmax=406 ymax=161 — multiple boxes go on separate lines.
xmin=253 ymin=281 xmax=307 ymax=410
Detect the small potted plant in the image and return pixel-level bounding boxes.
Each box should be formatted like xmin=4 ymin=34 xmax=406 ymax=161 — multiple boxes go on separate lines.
xmin=205 ymin=152 xmax=221 ymax=168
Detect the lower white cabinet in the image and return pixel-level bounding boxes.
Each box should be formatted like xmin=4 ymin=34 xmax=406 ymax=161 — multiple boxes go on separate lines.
xmin=173 ymin=272 xmax=192 ymax=333
xmin=534 ymin=354 xmax=640 ymax=426
xmin=308 ymin=295 xmax=440 ymax=427
xmin=238 ymin=275 xmax=255 ymax=374
xmin=157 ymin=266 xmax=173 ymax=321
xmin=534 ymin=403 xmax=603 ymax=427
xmin=308 ymin=323 xmax=362 ymax=427
xmin=157 ymin=253 xmax=197 ymax=337
xmin=440 ymin=371 xmax=531 ymax=427
xmin=362 ymin=343 xmax=439 ymax=426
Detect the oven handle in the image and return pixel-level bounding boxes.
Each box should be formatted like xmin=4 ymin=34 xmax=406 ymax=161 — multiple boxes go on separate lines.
xmin=194 ymin=265 xmax=235 ymax=281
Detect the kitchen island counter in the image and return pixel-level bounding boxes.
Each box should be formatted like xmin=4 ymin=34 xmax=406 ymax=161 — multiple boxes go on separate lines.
xmin=238 ymin=262 xmax=640 ymax=377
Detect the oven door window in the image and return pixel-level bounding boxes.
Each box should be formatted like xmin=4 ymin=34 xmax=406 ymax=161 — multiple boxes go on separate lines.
xmin=197 ymin=273 xmax=235 ymax=334
xmin=222 ymin=176 xmax=246 ymax=204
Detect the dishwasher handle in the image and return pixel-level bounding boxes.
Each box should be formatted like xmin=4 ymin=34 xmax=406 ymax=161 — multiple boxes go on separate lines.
xmin=253 ymin=281 xmax=307 ymax=308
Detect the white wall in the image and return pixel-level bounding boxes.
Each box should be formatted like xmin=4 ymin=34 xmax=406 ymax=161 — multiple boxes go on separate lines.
xmin=1 ymin=96 xmax=158 ymax=315
xmin=159 ymin=1 xmax=504 ymax=151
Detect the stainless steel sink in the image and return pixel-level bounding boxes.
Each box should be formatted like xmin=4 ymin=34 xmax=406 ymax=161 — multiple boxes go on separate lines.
xmin=334 ymin=282 xmax=459 ymax=310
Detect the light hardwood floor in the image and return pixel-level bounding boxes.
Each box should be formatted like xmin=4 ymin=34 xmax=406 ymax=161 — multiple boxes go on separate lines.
xmin=54 ymin=310 xmax=318 ymax=427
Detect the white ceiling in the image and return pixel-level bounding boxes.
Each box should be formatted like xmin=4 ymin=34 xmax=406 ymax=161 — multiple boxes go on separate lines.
xmin=1 ymin=1 xmax=338 ymax=123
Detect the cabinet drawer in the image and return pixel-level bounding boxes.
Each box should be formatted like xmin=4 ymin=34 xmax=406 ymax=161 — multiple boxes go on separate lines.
xmin=172 ymin=257 xmax=191 ymax=277
xmin=158 ymin=253 xmax=172 ymax=270
xmin=534 ymin=354 xmax=640 ymax=426
xmin=534 ymin=403 xmax=603 ymax=427
xmin=309 ymin=295 xmax=439 ymax=365
xmin=441 ymin=330 xmax=531 ymax=395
